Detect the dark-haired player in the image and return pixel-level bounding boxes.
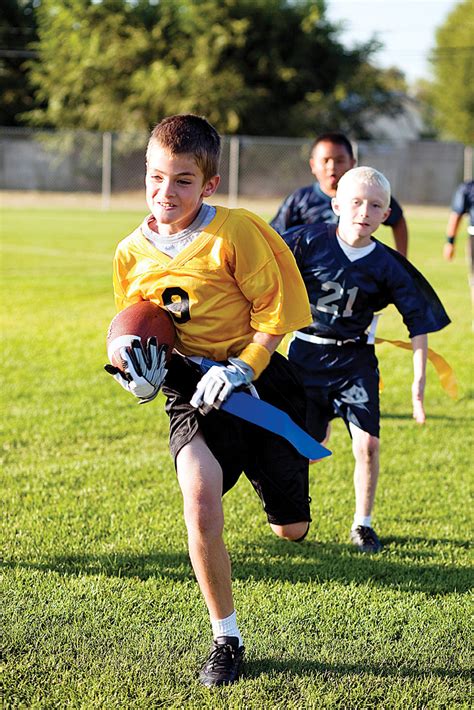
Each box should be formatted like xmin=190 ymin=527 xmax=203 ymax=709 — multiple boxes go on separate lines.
xmin=271 ymin=132 xmax=408 ymax=257
xmin=282 ymin=167 xmax=450 ymax=553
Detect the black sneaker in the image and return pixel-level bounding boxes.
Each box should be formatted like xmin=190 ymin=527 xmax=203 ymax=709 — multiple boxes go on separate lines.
xmin=199 ymin=636 xmax=244 ymax=687
xmin=350 ymin=525 xmax=382 ymax=553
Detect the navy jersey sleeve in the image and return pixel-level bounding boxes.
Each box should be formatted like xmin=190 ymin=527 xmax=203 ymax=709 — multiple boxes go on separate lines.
xmin=451 ymin=182 xmax=468 ymax=215
xmin=376 ymin=243 xmax=451 ymax=337
xmin=270 ymin=192 xmax=299 ymax=234
xmin=280 ymin=224 xmax=311 ymax=271
xmin=450 ymin=182 xmax=474 ymax=226
xmin=383 ymin=196 xmax=403 ymax=227
xmin=271 ymin=185 xmax=324 ymax=233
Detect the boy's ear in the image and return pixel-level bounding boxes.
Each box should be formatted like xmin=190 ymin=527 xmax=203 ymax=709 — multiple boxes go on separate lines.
xmin=331 ymin=196 xmax=340 ymax=216
xmin=202 ymin=175 xmax=221 ymax=198
xmin=383 ymin=206 xmax=391 ymax=221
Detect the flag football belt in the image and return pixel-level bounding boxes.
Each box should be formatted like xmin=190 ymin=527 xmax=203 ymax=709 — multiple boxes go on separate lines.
xmin=186 ymin=355 xmax=331 ymax=461
xmin=293 ymin=328 xmax=457 ymax=399
xmin=294 ymin=331 xmax=365 ymax=346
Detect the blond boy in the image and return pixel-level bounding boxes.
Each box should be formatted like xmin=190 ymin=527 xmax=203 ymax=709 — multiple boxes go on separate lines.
xmin=282 ymin=167 xmax=450 ymax=552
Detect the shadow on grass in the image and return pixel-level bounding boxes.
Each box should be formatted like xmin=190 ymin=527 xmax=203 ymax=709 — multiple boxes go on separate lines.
xmin=244 ymin=657 xmax=472 ymax=681
xmin=381 ymin=412 xmax=473 ymax=421
xmin=2 ymin=536 xmax=472 ymax=595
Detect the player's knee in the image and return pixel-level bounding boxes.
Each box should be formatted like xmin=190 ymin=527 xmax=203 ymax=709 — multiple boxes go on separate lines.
xmin=367 ymin=435 xmax=379 ymax=457
xmin=185 ymin=507 xmax=224 ymax=540
xmin=364 ymin=434 xmax=379 ymax=457
xmin=182 ymin=491 xmax=224 ymax=539
xmin=177 ymin=443 xmax=225 ymax=538
xmin=352 ymin=431 xmax=379 ymax=460
xmin=270 ymin=521 xmax=310 ymax=542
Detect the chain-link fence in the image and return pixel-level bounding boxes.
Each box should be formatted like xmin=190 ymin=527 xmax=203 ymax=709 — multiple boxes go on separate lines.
xmin=1 ymin=126 xmax=472 ymax=207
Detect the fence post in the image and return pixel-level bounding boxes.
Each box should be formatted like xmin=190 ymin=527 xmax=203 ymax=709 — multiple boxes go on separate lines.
xmin=351 ymin=140 xmax=359 ymax=163
xmin=228 ymin=136 xmax=240 ymax=208
xmin=101 ymin=131 xmax=112 ymax=211
xmin=464 ymin=145 xmax=473 ymax=181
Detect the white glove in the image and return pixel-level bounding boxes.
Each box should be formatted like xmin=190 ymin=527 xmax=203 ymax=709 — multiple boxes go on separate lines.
xmin=190 ymin=358 xmax=254 ymax=415
xmin=104 ymin=337 xmax=168 ymax=404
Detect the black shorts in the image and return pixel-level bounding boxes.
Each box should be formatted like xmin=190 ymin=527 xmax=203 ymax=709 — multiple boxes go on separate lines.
xmin=161 ymin=352 xmax=311 ymax=526
xmin=288 ymin=339 xmax=380 ymax=441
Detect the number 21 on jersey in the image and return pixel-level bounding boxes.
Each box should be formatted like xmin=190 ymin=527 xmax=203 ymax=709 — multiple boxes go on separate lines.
xmin=317 ymin=281 xmax=359 ymax=317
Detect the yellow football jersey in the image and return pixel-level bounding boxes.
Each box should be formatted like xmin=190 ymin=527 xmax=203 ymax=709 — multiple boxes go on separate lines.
xmin=113 ymin=206 xmax=311 ymax=361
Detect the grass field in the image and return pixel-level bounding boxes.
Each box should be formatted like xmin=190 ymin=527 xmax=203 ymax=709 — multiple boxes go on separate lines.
xmin=1 ymin=203 xmax=473 ymax=708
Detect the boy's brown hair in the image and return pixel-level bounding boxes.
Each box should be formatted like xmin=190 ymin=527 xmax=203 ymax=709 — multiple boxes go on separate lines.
xmin=147 ymin=114 xmax=221 ymax=182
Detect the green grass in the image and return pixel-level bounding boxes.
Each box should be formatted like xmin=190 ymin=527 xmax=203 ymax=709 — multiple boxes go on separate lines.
xmin=1 ymin=205 xmax=473 ymax=708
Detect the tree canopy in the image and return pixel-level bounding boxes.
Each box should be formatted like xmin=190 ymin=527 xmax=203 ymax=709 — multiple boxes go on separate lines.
xmin=18 ymin=0 xmax=404 ymax=137
xmin=428 ymin=0 xmax=474 ymax=143
xmin=0 ymin=0 xmax=40 ymax=125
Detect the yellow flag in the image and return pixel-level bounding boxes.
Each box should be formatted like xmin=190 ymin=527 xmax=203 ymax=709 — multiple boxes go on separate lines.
xmin=375 ymin=338 xmax=458 ymax=399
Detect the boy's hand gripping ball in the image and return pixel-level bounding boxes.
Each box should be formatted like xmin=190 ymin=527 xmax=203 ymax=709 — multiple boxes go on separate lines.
xmin=105 ymin=301 xmax=175 ymax=403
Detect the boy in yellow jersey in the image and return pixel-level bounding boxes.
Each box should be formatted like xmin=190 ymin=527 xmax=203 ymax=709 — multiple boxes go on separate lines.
xmin=105 ymin=115 xmax=313 ymax=687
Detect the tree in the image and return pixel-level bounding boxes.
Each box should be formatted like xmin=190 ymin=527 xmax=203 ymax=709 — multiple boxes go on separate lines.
xmin=288 ymin=63 xmax=407 ymax=139
xmin=429 ymin=0 xmax=474 ymax=143
xmin=25 ymin=0 xmax=404 ymax=137
xmin=412 ymin=79 xmax=438 ymax=140
xmin=26 ymin=0 xmax=157 ymax=130
xmin=0 ymin=0 xmax=40 ymax=125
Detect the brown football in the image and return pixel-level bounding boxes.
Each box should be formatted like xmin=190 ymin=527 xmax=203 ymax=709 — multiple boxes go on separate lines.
xmin=106 ymin=301 xmax=175 ymax=370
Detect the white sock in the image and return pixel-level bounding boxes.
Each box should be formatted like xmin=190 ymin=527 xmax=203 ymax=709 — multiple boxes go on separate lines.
xmin=211 ymin=610 xmax=242 ymax=646
xmin=352 ymin=514 xmax=372 ymax=529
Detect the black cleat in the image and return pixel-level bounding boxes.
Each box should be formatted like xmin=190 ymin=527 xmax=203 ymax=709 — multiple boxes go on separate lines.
xmin=199 ymin=636 xmax=244 ymax=687
xmin=350 ymin=525 xmax=382 ymax=553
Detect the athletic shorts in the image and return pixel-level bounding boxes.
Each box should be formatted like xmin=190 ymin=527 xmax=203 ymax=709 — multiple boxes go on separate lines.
xmin=161 ymin=351 xmax=311 ymax=526
xmin=288 ymin=339 xmax=380 ymax=441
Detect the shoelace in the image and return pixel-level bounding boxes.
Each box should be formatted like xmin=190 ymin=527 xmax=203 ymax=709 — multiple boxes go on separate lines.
xmin=207 ymin=642 xmax=237 ymax=671
xmin=356 ymin=526 xmax=377 ymax=543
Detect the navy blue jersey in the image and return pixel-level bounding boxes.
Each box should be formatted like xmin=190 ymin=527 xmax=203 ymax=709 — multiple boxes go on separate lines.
xmin=270 ymin=182 xmax=403 ymax=235
xmin=451 ymin=180 xmax=474 ymax=227
xmin=283 ymin=223 xmax=450 ymax=342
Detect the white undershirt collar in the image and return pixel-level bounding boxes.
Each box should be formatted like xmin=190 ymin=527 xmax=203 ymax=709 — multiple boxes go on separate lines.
xmin=142 ymin=204 xmax=216 ymax=257
xmin=336 ymin=234 xmax=376 ymax=262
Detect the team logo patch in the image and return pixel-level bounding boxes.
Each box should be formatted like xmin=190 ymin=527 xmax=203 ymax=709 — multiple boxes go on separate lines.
xmin=340 ymin=384 xmax=369 ymax=405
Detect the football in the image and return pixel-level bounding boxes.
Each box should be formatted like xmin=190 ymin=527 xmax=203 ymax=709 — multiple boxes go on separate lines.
xmin=106 ymin=301 xmax=175 ymax=370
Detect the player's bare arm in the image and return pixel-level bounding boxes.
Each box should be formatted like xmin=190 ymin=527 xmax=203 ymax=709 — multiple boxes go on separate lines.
xmin=411 ymin=333 xmax=428 ymax=424
xmin=190 ymin=332 xmax=284 ymax=415
xmin=444 ymin=212 xmax=463 ymax=260
xmin=251 ymin=331 xmax=284 ymax=355
xmin=391 ymin=215 xmax=409 ymax=257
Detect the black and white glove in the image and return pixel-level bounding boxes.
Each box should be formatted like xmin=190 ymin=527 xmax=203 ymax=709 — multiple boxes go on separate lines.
xmin=190 ymin=358 xmax=254 ymax=415
xmin=104 ymin=337 xmax=168 ymax=404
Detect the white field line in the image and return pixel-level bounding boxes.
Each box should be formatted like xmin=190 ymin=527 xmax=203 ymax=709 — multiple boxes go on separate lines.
xmin=1 ymin=243 xmax=111 ymax=262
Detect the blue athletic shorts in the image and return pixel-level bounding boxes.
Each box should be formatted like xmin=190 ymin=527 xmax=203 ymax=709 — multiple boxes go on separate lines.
xmin=288 ymin=340 xmax=380 ymax=441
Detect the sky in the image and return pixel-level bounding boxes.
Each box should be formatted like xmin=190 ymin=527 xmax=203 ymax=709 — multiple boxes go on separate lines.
xmin=325 ymin=0 xmax=459 ymax=84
